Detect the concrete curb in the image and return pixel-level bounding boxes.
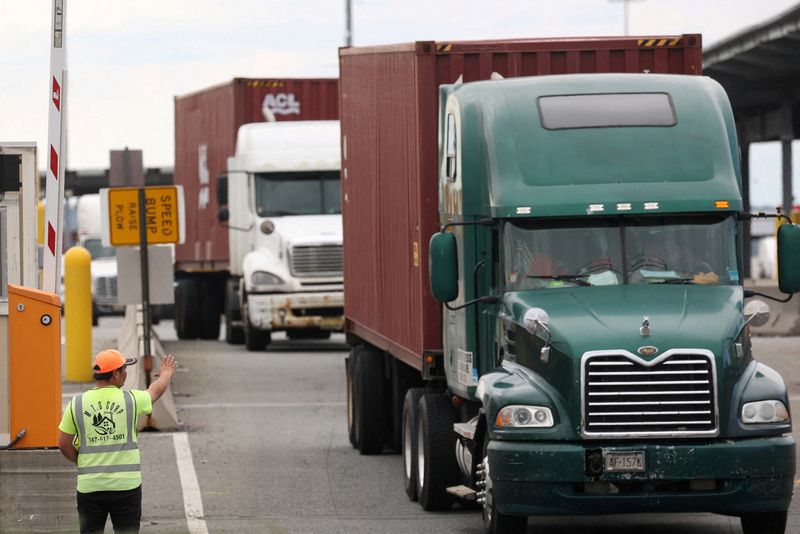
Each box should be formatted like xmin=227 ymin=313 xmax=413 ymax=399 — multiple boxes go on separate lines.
xmin=119 ymin=306 xmax=180 ymax=430
xmin=0 ymin=449 xmax=78 ymax=533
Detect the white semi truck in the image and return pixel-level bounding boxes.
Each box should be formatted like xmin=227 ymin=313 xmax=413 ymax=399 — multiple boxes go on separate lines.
xmin=176 ymin=120 xmax=344 ymax=349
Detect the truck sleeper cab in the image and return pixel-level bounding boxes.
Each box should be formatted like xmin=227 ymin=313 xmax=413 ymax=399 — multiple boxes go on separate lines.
xmin=423 ymin=74 xmax=800 ymax=534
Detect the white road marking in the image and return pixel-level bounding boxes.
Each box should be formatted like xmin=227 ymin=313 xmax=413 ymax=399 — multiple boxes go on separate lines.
xmin=179 ymin=401 xmax=345 ymax=409
xmin=172 ymin=432 xmax=209 ymax=534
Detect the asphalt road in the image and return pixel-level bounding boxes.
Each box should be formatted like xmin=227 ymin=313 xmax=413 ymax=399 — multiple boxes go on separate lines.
xmin=93 ymin=318 xmax=800 ymax=534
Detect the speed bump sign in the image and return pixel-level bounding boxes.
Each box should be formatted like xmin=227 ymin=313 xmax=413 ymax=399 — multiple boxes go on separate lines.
xmin=100 ymin=186 xmax=185 ymax=246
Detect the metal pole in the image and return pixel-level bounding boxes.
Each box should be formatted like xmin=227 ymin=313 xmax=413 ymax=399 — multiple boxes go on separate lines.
xmin=137 ymin=188 xmax=152 ymax=387
xmin=345 ymin=0 xmax=352 ymax=47
xmin=782 ymin=137 xmax=793 ymax=218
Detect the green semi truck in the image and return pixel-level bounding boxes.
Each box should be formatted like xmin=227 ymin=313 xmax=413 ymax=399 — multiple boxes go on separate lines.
xmin=341 ymin=38 xmax=800 ymax=534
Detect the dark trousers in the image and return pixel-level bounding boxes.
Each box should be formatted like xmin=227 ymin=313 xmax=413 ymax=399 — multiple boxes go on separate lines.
xmin=77 ymin=485 xmax=142 ymax=534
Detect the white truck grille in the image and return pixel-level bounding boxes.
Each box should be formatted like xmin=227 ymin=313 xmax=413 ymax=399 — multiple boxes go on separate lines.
xmin=582 ymin=351 xmax=717 ymax=438
xmin=290 ymin=244 xmax=343 ymax=277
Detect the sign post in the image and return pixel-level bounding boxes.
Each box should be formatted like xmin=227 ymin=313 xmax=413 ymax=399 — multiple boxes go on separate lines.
xmin=100 ymin=186 xmax=185 ymax=384
xmin=137 ymin=188 xmax=152 ymax=383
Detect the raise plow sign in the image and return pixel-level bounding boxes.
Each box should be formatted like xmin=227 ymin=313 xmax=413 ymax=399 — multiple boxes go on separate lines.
xmin=100 ymin=186 xmax=185 ymax=246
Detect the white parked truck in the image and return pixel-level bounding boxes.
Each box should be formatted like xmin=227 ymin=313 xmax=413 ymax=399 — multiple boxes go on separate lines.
xmin=75 ymin=194 xmax=122 ymax=322
xmin=212 ymin=120 xmax=344 ymax=349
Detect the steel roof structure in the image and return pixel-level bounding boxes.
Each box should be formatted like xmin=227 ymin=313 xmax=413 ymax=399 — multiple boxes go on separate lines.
xmin=704 ymin=3 xmax=800 ymax=277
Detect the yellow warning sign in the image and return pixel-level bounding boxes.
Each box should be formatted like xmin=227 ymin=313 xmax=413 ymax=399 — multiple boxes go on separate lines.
xmin=106 ymin=186 xmax=181 ymax=246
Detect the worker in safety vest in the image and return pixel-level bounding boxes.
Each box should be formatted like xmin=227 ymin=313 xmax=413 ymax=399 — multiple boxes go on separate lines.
xmin=58 ymin=349 xmax=177 ymax=533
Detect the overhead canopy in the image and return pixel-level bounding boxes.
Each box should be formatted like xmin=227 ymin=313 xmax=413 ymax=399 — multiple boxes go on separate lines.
xmin=704 ymin=4 xmax=800 ymax=143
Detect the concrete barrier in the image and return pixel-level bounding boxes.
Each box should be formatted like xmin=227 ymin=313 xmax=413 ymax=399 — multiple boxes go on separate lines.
xmin=119 ymin=305 xmax=180 ymax=430
xmin=0 ymin=449 xmax=77 ymax=533
xmin=745 ymin=280 xmax=800 ymax=336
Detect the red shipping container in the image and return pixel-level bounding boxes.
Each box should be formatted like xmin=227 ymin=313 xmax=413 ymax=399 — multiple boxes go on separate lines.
xmin=339 ymin=35 xmax=702 ymax=371
xmin=174 ymin=78 xmax=339 ymax=270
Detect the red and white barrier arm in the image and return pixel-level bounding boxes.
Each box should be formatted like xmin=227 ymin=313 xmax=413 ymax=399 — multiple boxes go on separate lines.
xmin=42 ymin=0 xmax=67 ymax=293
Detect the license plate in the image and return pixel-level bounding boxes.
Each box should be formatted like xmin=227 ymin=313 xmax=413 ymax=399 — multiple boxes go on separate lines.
xmin=604 ymin=451 xmax=645 ymax=473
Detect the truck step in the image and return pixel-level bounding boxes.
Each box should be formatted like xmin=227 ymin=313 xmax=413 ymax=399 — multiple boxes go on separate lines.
xmin=446 ymin=485 xmax=477 ymax=501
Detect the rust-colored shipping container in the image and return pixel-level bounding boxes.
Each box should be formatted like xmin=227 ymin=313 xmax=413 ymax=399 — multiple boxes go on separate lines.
xmin=174 ymin=78 xmax=339 ymax=270
xmin=339 ymin=35 xmax=702 ymax=371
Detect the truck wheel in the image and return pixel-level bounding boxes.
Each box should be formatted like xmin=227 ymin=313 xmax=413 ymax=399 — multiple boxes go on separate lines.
xmin=199 ymin=282 xmax=221 ymax=340
xmin=224 ymin=279 xmax=244 ymax=345
xmin=402 ymin=388 xmax=426 ymax=501
xmin=243 ymin=300 xmax=270 ymax=351
xmin=389 ymin=359 xmax=421 ymax=454
xmin=175 ymin=280 xmax=200 ymax=340
xmin=416 ymin=393 xmax=458 ymax=510
xmin=481 ymin=432 xmax=527 ymax=534
xmin=353 ymin=346 xmax=385 ymax=454
xmin=741 ymin=511 xmax=787 ymax=534
xmin=346 ymin=353 xmax=357 ymax=447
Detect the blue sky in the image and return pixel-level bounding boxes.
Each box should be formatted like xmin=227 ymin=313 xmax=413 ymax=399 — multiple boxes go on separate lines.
xmin=1 ymin=0 xmax=798 ymax=208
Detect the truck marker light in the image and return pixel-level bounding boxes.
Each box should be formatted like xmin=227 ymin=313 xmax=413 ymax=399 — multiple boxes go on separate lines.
xmin=715 ymin=201 xmax=730 ymax=209
xmin=516 ymin=207 xmax=532 ymax=215
xmin=644 ymin=202 xmax=660 ymax=210
xmin=588 ymin=204 xmax=604 ymax=213
xmin=616 ymin=203 xmax=632 ymax=211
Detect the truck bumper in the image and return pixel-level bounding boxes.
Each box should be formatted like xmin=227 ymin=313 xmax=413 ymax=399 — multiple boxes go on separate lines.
xmin=247 ymin=291 xmax=344 ymax=331
xmin=489 ymin=436 xmax=795 ymax=516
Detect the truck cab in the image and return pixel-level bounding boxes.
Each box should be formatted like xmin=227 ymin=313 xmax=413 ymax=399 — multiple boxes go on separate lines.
xmin=224 ymin=120 xmax=344 ymax=350
xmin=427 ymin=74 xmax=800 ymax=533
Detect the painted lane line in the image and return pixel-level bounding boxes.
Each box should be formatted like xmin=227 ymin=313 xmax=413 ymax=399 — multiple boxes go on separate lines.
xmin=172 ymin=432 xmax=209 ymax=534
xmin=180 ymin=401 xmax=345 ymax=409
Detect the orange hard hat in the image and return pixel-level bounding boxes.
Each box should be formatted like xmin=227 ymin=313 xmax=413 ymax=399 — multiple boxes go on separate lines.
xmin=93 ymin=349 xmax=137 ymax=373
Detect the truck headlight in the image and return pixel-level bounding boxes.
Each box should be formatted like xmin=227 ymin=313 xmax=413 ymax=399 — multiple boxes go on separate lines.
xmin=495 ymin=405 xmax=554 ymax=428
xmin=251 ymin=271 xmax=284 ymax=286
xmin=741 ymin=400 xmax=789 ymax=424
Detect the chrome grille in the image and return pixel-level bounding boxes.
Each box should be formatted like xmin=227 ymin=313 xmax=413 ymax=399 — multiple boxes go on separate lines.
xmin=290 ymin=244 xmax=343 ymax=277
xmin=94 ymin=276 xmax=118 ymax=305
xmin=583 ymin=352 xmax=716 ymax=438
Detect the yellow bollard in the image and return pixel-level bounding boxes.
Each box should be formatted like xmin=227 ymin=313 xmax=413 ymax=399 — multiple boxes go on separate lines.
xmin=65 ymin=246 xmax=93 ymax=382
xmin=37 ymin=200 xmax=45 ymax=245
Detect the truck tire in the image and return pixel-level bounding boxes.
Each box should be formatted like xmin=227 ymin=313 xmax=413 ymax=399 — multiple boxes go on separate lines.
xmin=741 ymin=511 xmax=787 ymax=534
xmin=415 ymin=393 xmax=459 ymax=510
xmin=175 ymin=280 xmax=200 ymax=340
xmin=224 ymin=279 xmax=244 ymax=345
xmin=199 ymin=282 xmax=221 ymax=340
xmin=243 ymin=298 xmax=270 ymax=351
xmin=402 ymin=388 xmax=426 ymax=501
xmin=481 ymin=431 xmax=527 ymax=534
xmin=389 ymin=359 xmax=421 ymax=454
xmin=346 ymin=353 xmax=357 ymax=447
xmin=353 ymin=346 xmax=385 ymax=454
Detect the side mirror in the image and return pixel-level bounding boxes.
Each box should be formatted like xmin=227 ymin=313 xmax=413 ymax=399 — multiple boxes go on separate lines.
xmin=777 ymin=224 xmax=800 ymax=294
xmin=216 ymin=175 xmax=228 ymax=206
xmin=217 ymin=207 xmax=230 ymax=223
xmin=429 ymin=232 xmax=458 ymax=302
xmin=743 ymin=299 xmax=770 ymax=328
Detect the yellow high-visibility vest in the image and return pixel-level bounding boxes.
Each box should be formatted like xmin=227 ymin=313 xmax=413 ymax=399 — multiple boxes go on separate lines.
xmin=67 ymin=387 xmax=149 ymax=493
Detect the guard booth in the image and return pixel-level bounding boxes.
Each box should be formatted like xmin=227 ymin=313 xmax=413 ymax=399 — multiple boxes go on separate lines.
xmin=0 ymin=143 xmax=61 ymax=448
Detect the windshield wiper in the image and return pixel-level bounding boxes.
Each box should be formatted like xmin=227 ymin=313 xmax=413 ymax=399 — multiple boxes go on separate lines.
xmin=526 ymin=274 xmax=592 ymax=286
xmin=650 ymin=277 xmax=695 ymax=285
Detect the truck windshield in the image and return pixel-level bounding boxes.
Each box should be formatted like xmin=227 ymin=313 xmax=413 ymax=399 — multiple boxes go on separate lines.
xmin=503 ymin=215 xmax=739 ymax=289
xmin=83 ymin=238 xmax=116 ymax=259
xmin=254 ymin=171 xmax=341 ymax=217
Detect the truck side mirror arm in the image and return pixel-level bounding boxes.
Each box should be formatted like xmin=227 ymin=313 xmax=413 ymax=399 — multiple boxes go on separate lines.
xmin=444 ymin=295 xmax=498 ymax=311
